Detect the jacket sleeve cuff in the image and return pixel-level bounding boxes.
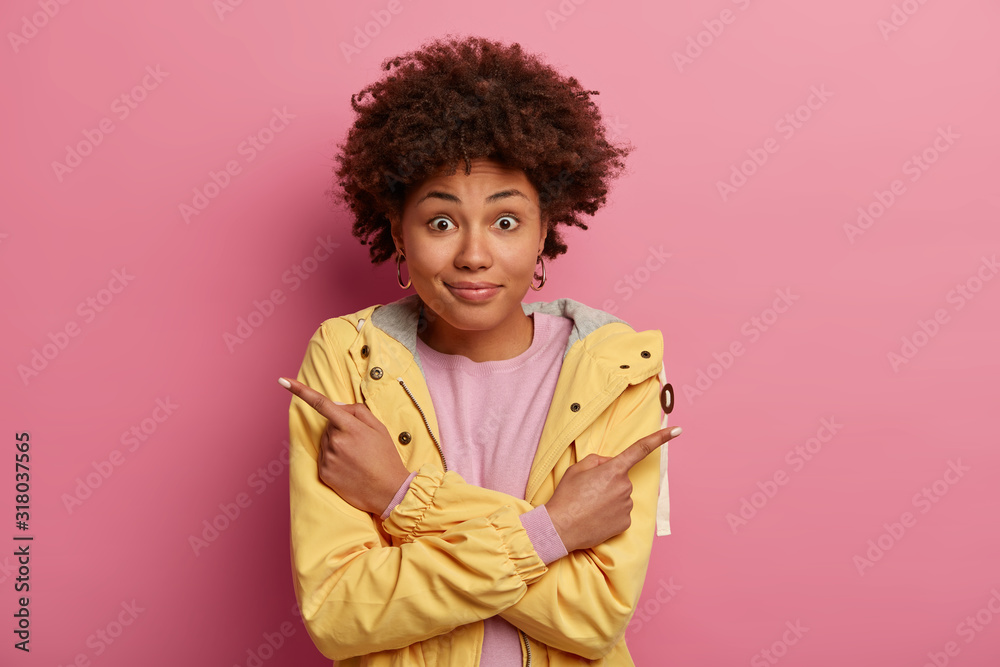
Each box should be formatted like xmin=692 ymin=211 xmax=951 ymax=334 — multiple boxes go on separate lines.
xmin=519 ymin=505 xmax=569 ymax=565
xmin=380 ymin=464 xmax=443 ymax=538
xmin=382 ymin=463 xmax=548 ymax=585
xmin=486 ymin=505 xmax=549 ymax=585
xmin=380 ymin=470 xmax=418 ymax=520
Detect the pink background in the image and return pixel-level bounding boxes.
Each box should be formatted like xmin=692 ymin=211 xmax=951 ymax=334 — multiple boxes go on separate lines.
xmin=2 ymin=0 xmax=999 ymax=665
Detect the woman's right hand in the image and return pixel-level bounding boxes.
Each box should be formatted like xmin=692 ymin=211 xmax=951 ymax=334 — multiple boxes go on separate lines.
xmin=544 ymin=425 xmax=682 ymax=553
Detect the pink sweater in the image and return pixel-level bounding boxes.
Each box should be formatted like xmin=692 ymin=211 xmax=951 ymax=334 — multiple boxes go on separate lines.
xmin=381 ymin=311 xmax=572 ymax=664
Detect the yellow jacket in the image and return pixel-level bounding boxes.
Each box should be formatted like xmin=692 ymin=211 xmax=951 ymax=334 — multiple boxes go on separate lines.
xmin=288 ymin=295 xmax=672 ymax=666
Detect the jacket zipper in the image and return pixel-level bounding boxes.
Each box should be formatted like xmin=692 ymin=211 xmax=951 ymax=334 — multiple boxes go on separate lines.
xmin=397 ymin=378 xmax=448 ymax=472
xmin=399 ymin=377 xmax=532 ymax=666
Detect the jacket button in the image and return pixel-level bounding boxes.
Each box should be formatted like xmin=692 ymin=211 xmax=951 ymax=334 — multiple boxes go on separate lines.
xmin=570 ymin=402 xmax=581 ymax=412
xmin=641 ymin=350 xmax=651 ymax=359
xmin=620 ymin=364 xmax=630 ymax=369
xmin=370 ymin=367 xmax=383 ymax=380
xmin=361 ymin=345 xmax=370 ymax=358
xmin=661 ymin=383 xmax=674 ymax=414
xmin=398 ymin=431 xmax=411 ymax=445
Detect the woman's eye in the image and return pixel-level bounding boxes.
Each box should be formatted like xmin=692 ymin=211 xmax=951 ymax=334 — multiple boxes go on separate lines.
xmin=429 ymin=217 xmax=455 ymax=231
xmin=494 ymin=215 xmax=519 ymax=231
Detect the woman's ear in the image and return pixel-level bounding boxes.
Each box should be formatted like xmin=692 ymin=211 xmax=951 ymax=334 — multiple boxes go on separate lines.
xmin=537 ymin=218 xmax=549 ymax=256
xmin=389 ymin=211 xmax=404 ymax=255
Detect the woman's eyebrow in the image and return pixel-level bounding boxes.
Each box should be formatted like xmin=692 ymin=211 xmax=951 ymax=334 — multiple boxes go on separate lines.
xmin=416 ymin=189 xmax=530 ymax=205
xmin=485 ymin=189 xmax=530 ymax=203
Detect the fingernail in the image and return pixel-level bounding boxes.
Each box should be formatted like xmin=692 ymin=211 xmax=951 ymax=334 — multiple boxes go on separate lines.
xmin=277 ymin=377 xmax=291 ymax=389
xmin=334 ymin=401 xmax=346 ymax=405
xmin=669 ymin=426 xmax=682 ymax=437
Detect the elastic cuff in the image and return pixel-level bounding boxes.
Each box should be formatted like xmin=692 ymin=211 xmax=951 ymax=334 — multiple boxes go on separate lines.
xmin=381 ymin=471 xmax=418 ymax=520
xmin=487 ymin=505 xmax=548 ymax=586
xmin=519 ymin=505 xmax=569 ymax=565
xmin=381 ymin=464 xmax=445 ymax=540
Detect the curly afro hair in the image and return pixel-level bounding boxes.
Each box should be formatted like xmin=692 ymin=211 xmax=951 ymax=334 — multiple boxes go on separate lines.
xmin=330 ymin=34 xmax=633 ymax=265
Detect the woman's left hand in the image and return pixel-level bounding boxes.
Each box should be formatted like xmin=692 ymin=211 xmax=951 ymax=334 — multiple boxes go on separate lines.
xmin=280 ymin=376 xmax=411 ymax=516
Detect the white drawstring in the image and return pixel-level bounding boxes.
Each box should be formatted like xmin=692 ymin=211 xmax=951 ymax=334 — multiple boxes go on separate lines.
xmin=656 ymin=362 xmax=672 ymax=537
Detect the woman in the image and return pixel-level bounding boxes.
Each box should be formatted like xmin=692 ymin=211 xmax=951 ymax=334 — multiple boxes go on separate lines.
xmin=279 ymin=35 xmax=682 ymax=666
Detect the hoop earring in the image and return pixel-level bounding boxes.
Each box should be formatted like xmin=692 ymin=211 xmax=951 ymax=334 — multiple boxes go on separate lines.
xmin=396 ymin=252 xmax=411 ymax=289
xmin=530 ymin=256 xmax=546 ymax=291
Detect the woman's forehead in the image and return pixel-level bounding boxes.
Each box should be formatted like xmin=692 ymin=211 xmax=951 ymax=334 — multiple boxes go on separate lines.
xmin=405 ymin=158 xmax=537 ymax=205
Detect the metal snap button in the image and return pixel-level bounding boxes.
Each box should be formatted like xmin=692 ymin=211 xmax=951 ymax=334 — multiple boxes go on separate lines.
xmin=398 ymin=431 xmax=411 ymax=445
xmin=361 ymin=345 xmax=370 ymax=358
xmin=641 ymin=350 xmax=651 ymax=359
xmin=620 ymin=364 xmax=630 ymax=369
xmin=370 ymin=367 xmax=383 ymax=380
xmin=570 ymin=402 xmax=581 ymax=412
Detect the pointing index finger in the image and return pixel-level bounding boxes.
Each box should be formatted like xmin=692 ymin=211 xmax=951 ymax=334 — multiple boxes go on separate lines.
xmin=278 ymin=376 xmax=350 ymax=425
xmin=613 ymin=426 xmax=682 ymax=470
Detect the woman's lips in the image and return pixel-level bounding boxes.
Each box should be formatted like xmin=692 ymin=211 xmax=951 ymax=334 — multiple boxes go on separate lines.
xmin=445 ymin=282 xmax=501 ymax=301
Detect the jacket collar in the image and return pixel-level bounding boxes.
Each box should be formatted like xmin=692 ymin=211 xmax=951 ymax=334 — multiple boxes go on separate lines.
xmin=369 ymin=293 xmax=629 ymax=376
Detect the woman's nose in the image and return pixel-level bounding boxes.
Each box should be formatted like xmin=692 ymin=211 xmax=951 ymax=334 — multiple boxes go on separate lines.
xmin=454 ymin=226 xmax=491 ymax=270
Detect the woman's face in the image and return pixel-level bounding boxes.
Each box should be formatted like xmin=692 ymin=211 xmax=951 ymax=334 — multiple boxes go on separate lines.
xmin=390 ymin=157 xmax=547 ymax=354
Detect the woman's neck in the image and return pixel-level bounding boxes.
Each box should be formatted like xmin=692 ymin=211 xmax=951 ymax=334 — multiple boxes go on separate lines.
xmin=417 ymin=308 xmax=535 ymax=362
